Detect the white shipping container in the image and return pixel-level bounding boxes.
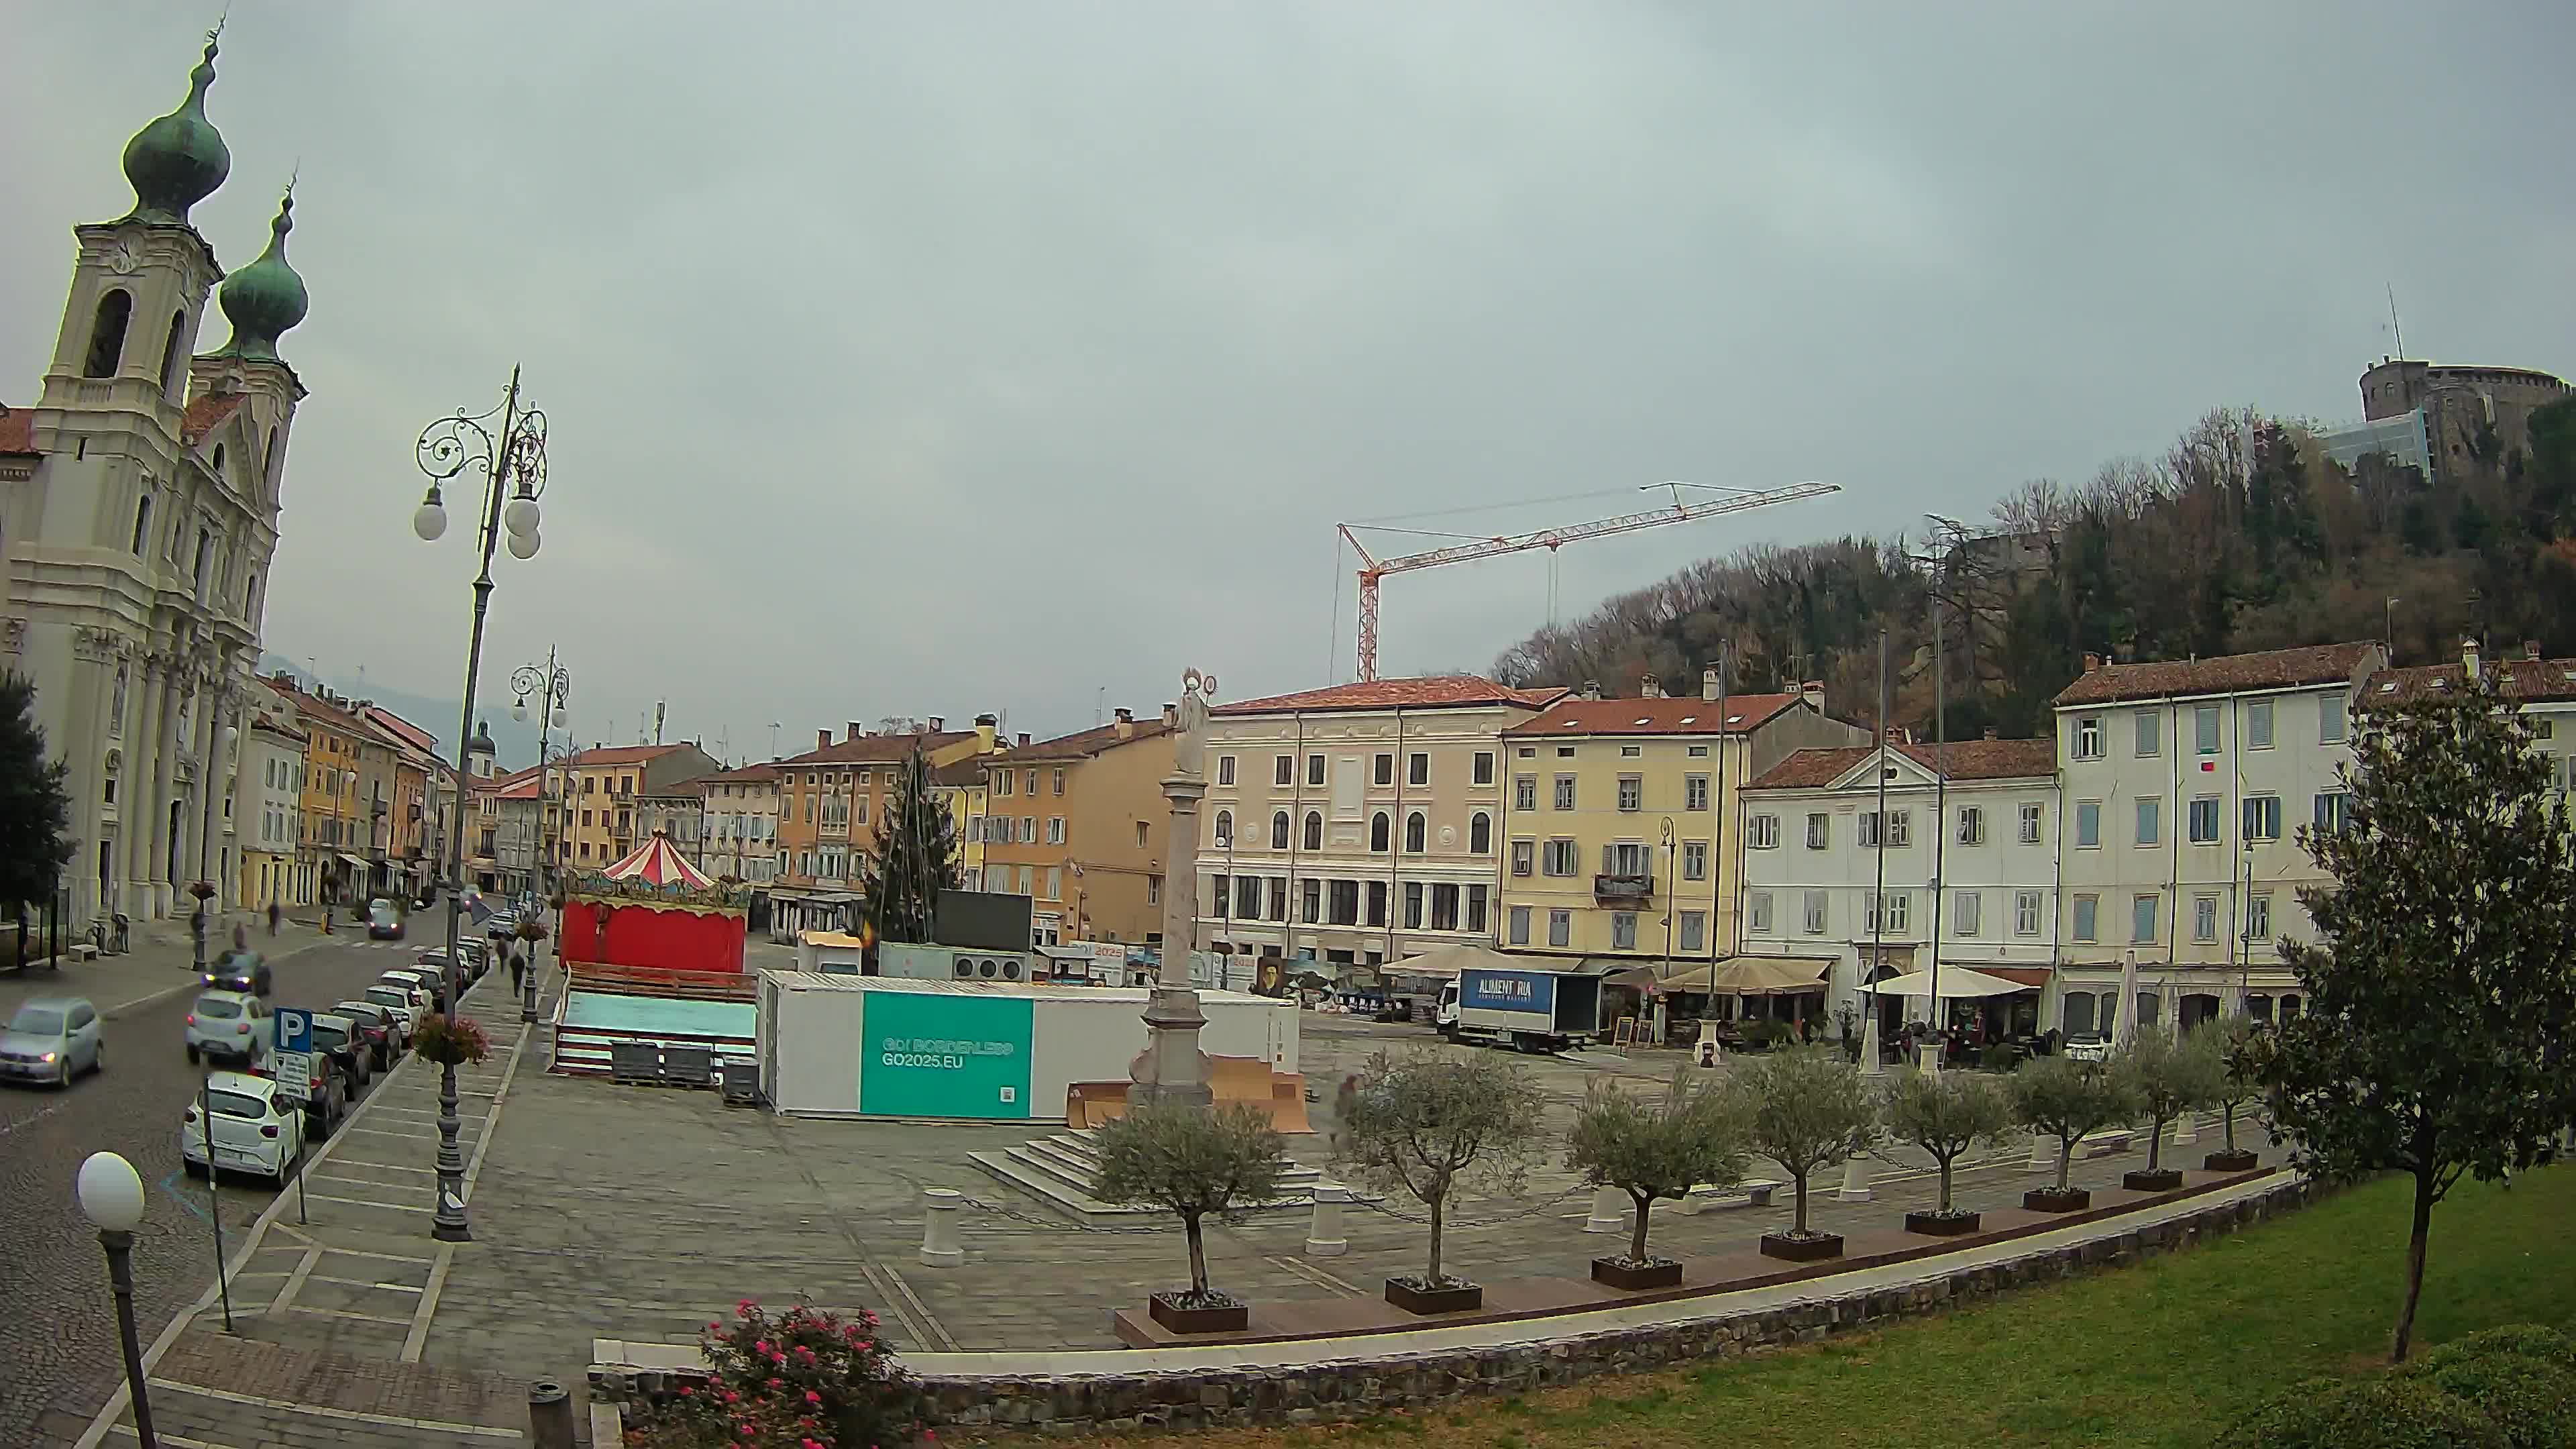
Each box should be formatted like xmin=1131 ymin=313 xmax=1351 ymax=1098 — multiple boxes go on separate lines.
xmin=757 ymin=971 xmax=1298 ymax=1121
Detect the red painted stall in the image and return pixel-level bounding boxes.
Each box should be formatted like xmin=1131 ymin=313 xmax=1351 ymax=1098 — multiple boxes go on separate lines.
xmin=558 ymin=834 xmax=748 ymax=975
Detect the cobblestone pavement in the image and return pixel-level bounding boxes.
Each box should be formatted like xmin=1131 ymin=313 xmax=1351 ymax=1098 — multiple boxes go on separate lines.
xmin=22 ymin=927 xmax=528 ymax=1448
xmin=60 ymin=979 xmax=2282 ymax=1446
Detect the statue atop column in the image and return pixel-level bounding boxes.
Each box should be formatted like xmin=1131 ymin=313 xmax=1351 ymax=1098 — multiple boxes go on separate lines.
xmin=1132 ymin=666 xmax=1219 ymax=1112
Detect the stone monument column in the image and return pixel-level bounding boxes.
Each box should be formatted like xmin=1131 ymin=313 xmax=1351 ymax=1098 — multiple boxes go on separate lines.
xmin=1131 ymin=668 xmax=1218 ymax=1112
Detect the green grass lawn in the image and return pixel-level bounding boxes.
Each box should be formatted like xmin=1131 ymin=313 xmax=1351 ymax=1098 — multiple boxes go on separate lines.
xmin=1074 ymin=1167 xmax=2576 ymax=1449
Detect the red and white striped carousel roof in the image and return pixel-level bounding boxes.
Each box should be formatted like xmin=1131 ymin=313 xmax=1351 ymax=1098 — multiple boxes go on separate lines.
xmin=598 ymin=833 xmax=714 ymax=890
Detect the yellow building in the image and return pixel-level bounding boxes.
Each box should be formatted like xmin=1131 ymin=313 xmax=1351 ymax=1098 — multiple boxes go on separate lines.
xmin=769 ymin=718 xmax=994 ymax=937
xmin=1495 ymin=676 xmax=1864 ymax=967
xmin=557 ymin=742 xmax=722 ymax=873
xmin=263 ymin=676 xmax=370 ymax=904
xmin=977 ymin=708 xmax=1175 ymax=946
xmin=931 ymin=756 xmax=993 ymax=892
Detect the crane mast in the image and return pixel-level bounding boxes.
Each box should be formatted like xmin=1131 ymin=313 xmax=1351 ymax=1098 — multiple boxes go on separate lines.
xmin=1338 ymin=479 xmax=1840 ymax=682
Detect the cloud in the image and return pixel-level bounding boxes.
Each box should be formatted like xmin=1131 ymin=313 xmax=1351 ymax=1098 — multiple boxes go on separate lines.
xmin=5 ymin=1 xmax=2567 ymax=767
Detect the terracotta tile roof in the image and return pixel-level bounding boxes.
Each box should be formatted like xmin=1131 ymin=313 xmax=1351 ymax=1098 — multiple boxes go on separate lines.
xmin=1503 ymin=694 xmax=1804 ymax=738
xmin=0 ymin=405 xmax=36 ymax=457
xmin=2365 ymin=655 xmax=2576 ymax=706
xmin=180 ymin=392 xmax=246 ymax=446
xmin=996 ymin=718 xmax=1173 ymax=761
xmin=1747 ymin=737 xmax=2057 ymax=790
xmin=262 ymin=677 xmax=368 ymax=735
xmin=696 ymin=762 xmax=782 ymax=784
xmin=773 ymin=731 xmax=975 ymax=768
xmin=2051 ymin=643 xmax=2380 ymax=708
xmin=248 ymin=717 xmax=306 ymax=745
xmin=358 ymin=705 xmax=441 ymax=759
xmin=1215 ymin=676 xmax=1567 ymax=716
xmin=566 ymin=743 xmax=687 ymax=767
xmin=494 ymin=773 xmax=542 ymax=801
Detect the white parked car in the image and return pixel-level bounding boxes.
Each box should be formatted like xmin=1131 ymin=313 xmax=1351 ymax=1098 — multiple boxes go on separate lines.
xmin=185 ymin=991 xmax=271 ymax=1067
xmin=180 ymin=1069 xmax=305 ymax=1185
xmin=360 ymin=983 xmax=423 ymax=1039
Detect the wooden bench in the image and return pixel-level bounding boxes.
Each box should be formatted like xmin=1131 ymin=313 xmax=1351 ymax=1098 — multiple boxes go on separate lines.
xmin=2079 ymin=1129 xmax=2136 ymax=1158
xmin=1680 ymin=1178 xmax=1784 ymax=1214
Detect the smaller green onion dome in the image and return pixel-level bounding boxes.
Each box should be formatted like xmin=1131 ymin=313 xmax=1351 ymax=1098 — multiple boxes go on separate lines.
xmin=210 ymin=189 xmax=309 ymax=364
xmin=120 ymin=34 xmax=230 ymax=225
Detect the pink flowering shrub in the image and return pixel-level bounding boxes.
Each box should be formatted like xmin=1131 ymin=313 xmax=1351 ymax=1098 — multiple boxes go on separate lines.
xmin=627 ymin=1299 xmax=911 ymax=1448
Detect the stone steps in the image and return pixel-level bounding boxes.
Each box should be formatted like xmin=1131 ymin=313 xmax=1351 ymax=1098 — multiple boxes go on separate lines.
xmin=968 ymin=1128 xmax=1328 ymax=1226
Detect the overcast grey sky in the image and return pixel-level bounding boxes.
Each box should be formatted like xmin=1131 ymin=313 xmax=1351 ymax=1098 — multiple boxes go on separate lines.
xmin=7 ymin=3 xmax=2569 ymax=761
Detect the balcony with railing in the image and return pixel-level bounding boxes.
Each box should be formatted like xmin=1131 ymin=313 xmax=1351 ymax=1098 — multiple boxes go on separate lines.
xmin=1593 ymin=873 xmax=1654 ymax=902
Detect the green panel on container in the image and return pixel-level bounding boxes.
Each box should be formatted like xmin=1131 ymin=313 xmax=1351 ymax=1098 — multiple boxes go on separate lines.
xmin=859 ymin=991 xmax=1034 ymax=1119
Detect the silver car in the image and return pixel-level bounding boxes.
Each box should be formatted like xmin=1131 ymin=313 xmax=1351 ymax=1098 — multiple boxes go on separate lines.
xmin=1 ymin=996 xmax=103 ymax=1086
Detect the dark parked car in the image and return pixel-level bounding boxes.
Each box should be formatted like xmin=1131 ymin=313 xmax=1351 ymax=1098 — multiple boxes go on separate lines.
xmin=308 ymin=1012 xmax=371 ymax=1091
xmin=332 ymin=1000 xmax=400 ymax=1071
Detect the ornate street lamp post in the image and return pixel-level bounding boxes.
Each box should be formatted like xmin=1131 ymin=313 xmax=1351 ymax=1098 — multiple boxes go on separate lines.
xmin=512 ymin=651 xmax=570 ymax=1025
xmin=76 ymin=1151 xmax=157 ymax=1448
xmin=410 ymin=367 xmax=549 ymax=1242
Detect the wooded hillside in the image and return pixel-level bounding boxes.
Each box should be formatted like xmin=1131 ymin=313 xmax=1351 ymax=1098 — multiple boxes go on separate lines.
xmin=1491 ymin=396 xmax=2576 ymax=740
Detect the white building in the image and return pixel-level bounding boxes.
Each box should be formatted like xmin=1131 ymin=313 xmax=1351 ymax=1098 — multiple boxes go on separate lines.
xmin=0 ymin=34 xmax=309 ymax=926
xmin=1738 ymin=735 xmax=2061 ymax=1038
xmin=2050 ymin=642 xmax=2385 ymax=1035
xmin=237 ymin=711 xmax=304 ymax=909
xmin=1192 ymin=676 xmax=1564 ymax=969
xmin=696 ymin=762 xmax=782 ymax=883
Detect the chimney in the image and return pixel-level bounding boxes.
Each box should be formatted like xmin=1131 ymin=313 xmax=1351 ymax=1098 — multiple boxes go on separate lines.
xmin=1640 ymin=675 xmax=1664 ymax=699
xmin=1113 ymin=708 xmax=1135 ymax=739
xmin=847 ymin=720 xmax=865 ymax=743
xmin=1016 ymin=732 xmax=1031 ymax=747
xmin=1801 ymin=680 xmax=1825 ymax=708
xmin=2526 ymin=640 xmax=2544 ymax=662
xmin=1162 ymin=702 xmax=1178 ymax=728
xmin=975 ymin=712 xmax=998 ymax=752
xmin=2082 ymin=652 xmax=2102 ymax=673
xmin=1886 ymin=726 xmax=1904 ymax=743
xmin=1983 ymin=726 xmax=1999 ymax=741
xmin=928 ymin=716 xmax=945 ymax=733
xmin=1580 ymin=680 xmax=1602 ymax=701
xmin=1701 ymin=667 xmax=1721 ymax=702
xmin=2462 ymin=637 xmax=2481 ymax=680
xmin=817 ymin=729 xmax=830 ymax=752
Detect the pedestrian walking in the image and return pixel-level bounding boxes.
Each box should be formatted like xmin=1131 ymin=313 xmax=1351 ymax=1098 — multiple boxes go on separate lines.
xmin=510 ymin=945 xmax=528 ymax=999
xmin=267 ymin=900 xmax=281 ymax=936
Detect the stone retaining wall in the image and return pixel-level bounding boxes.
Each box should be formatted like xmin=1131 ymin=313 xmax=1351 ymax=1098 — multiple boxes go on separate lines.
xmin=916 ymin=1177 xmax=2320 ymax=1435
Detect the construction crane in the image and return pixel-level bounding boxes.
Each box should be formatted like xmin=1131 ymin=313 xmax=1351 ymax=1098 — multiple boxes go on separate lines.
xmin=1338 ymin=479 xmax=1841 ymax=682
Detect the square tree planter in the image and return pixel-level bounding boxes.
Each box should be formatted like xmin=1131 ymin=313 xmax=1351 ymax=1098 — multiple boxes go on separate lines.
xmin=2024 ymin=1187 xmax=2092 ymax=1213
xmin=2203 ymin=1148 xmax=2261 ymax=1173
xmin=1385 ymin=1277 xmax=1483 ymax=1315
xmin=1904 ymin=1209 xmax=1982 ymax=1236
xmin=2123 ymin=1168 xmax=2185 ymax=1193
xmin=1591 ymin=1256 xmax=1684 ymax=1290
xmin=1759 ymin=1230 xmax=1844 ymax=1263
xmin=1146 ymin=1292 xmax=1248 ymax=1336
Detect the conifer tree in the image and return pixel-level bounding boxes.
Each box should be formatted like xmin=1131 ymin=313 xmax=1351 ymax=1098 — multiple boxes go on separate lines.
xmin=0 ymin=672 xmax=74 ymax=916
xmin=862 ymin=746 xmax=959 ymax=945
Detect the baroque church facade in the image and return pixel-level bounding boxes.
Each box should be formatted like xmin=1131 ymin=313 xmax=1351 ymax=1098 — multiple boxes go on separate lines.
xmin=0 ymin=32 xmax=311 ymax=928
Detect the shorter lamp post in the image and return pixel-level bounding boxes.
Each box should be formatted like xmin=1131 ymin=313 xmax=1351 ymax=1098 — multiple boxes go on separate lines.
xmin=77 ymin=1150 xmax=157 ymax=1448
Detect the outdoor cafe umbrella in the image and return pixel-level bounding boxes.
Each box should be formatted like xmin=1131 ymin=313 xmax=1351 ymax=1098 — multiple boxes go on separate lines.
xmin=2112 ymin=949 xmax=2141 ymax=1049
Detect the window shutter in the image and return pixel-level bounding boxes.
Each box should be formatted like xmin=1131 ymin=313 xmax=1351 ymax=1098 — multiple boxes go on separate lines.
xmin=1601 ymin=843 xmax=1614 ymax=873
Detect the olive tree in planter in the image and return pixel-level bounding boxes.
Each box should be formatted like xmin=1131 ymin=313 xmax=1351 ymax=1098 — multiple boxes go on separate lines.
xmin=2008 ymin=1055 xmax=2138 ymax=1212
xmin=1727 ymin=1047 xmax=1881 ymax=1261
xmin=1092 ymin=1102 xmax=1288 ymax=1334
xmin=1884 ymin=1067 xmax=2014 ymax=1235
xmin=1334 ymin=1049 xmax=1545 ymax=1314
xmin=2202 ymin=1018 xmax=2265 ymax=1172
xmin=2114 ymin=1025 xmax=2222 ymax=1191
xmin=1565 ymin=1066 xmax=1749 ymax=1289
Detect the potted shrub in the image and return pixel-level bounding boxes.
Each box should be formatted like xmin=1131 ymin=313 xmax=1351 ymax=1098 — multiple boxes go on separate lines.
xmin=1884 ymin=1067 xmax=2014 ymax=1235
xmin=514 ymin=916 xmax=549 ymax=943
xmin=2008 ymin=1055 xmax=2138 ymax=1212
xmin=1566 ymin=1066 xmax=1748 ymax=1289
xmin=627 ymin=1298 xmax=909 ymax=1448
xmin=2114 ymin=1024 xmax=2222 ymax=1191
xmin=1728 ymin=1046 xmax=1881 ymax=1261
xmin=411 ymin=1014 xmax=492 ymax=1067
xmin=1334 ymin=1049 xmax=1545 ymax=1314
xmin=2203 ymin=1017 xmax=2265 ymax=1172
xmin=1092 ymin=1103 xmax=1287 ymax=1334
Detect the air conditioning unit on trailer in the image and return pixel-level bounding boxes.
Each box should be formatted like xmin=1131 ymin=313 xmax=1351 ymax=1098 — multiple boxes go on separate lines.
xmin=949 ymin=951 xmax=1026 ymax=982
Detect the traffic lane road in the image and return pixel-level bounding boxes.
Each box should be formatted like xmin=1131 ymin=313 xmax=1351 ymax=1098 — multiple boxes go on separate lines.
xmin=0 ymin=937 xmax=451 ymax=1449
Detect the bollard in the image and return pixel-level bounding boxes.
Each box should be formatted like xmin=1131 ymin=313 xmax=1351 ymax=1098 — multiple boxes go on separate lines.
xmin=1583 ymin=1185 xmax=1627 ymax=1234
xmin=1859 ymin=1015 xmax=1884 ymax=1077
xmin=527 ymin=1379 xmax=575 ymax=1449
xmin=1834 ymin=1152 xmax=1873 ymax=1202
xmin=2028 ymin=1130 xmax=2053 ymax=1171
xmin=1303 ymin=1183 xmax=1350 ymax=1256
xmin=919 ymin=1187 xmax=965 ymax=1268
xmin=2173 ymin=1111 xmax=2198 ymax=1147
xmin=1923 ymin=1041 xmax=1944 ymax=1078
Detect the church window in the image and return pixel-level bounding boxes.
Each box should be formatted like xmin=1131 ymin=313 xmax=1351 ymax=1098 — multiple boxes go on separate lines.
xmin=211 ymin=443 xmax=225 ymax=478
xmin=85 ymin=290 xmax=132 ymax=378
xmin=157 ymin=311 xmax=186 ymax=396
xmin=129 ymin=495 xmax=153 ymax=555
